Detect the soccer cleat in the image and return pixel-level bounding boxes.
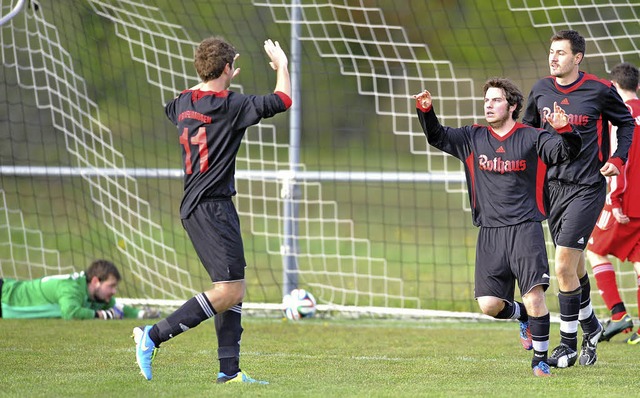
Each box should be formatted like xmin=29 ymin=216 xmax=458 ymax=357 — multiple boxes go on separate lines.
xmin=532 ymin=361 xmax=552 ymax=377
xmin=627 ymin=331 xmax=640 ymax=345
xmin=579 ymin=322 xmax=603 ymax=366
xmin=519 ymin=321 xmax=533 ymax=350
xmin=547 ymin=344 xmax=577 ymax=368
xmin=217 ymin=371 xmax=269 ymax=384
xmin=599 ymin=314 xmax=634 ymax=342
xmin=133 ymin=325 xmax=157 ymax=380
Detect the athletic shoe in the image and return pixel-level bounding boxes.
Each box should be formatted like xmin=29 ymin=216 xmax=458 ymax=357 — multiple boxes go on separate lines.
xmin=547 ymin=344 xmax=577 ymax=368
xmin=217 ymin=371 xmax=269 ymax=384
xmin=627 ymin=331 xmax=640 ymax=345
xmin=599 ymin=314 xmax=634 ymax=342
xmin=579 ymin=322 xmax=603 ymax=366
xmin=133 ymin=325 xmax=157 ymax=380
xmin=519 ymin=321 xmax=533 ymax=350
xmin=532 ymin=361 xmax=552 ymax=377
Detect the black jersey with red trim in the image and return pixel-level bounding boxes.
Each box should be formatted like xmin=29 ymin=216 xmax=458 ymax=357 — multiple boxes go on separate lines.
xmin=165 ymin=89 xmax=291 ymax=219
xmin=523 ymin=72 xmax=635 ymax=186
xmin=416 ymin=106 xmax=581 ymax=227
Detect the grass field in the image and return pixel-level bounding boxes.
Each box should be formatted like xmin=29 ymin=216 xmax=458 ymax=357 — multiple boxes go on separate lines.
xmin=1 ymin=316 xmax=639 ymax=397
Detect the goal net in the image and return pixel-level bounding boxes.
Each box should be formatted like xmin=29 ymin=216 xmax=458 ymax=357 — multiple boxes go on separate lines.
xmin=1 ymin=0 xmax=639 ymax=318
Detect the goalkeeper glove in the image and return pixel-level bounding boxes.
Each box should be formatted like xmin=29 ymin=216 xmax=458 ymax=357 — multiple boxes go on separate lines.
xmin=96 ymin=306 xmax=124 ymax=320
xmin=137 ymin=306 xmax=161 ymax=319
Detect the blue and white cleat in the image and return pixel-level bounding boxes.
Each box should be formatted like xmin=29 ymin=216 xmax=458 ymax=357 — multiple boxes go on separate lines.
xmin=217 ymin=371 xmax=269 ymax=384
xmin=519 ymin=321 xmax=533 ymax=350
xmin=133 ymin=325 xmax=157 ymax=380
xmin=532 ymin=361 xmax=552 ymax=377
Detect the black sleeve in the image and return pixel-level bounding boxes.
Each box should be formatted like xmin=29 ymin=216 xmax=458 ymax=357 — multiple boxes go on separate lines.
xmin=415 ymin=106 xmax=470 ymax=160
xmin=522 ymin=89 xmax=541 ymax=128
xmin=232 ymin=93 xmax=289 ymax=130
xmin=537 ymin=127 xmax=582 ymax=165
xmin=604 ymin=85 xmax=635 ymax=163
xmin=165 ymin=96 xmax=179 ymax=125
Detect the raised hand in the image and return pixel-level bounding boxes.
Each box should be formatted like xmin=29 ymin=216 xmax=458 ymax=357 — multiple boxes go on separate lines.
xmin=546 ymin=101 xmax=569 ymax=130
xmin=264 ymin=39 xmax=288 ymax=70
xmin=413 ymin=90 xmax=432 ymax=109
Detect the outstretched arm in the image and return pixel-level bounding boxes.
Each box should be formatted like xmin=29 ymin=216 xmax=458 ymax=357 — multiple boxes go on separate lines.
xmin=264 ymin=39 xmax=291 ymax=98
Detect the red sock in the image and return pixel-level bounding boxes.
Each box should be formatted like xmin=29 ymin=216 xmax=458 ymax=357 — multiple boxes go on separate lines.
xmin=593 ymin=262 xmax=624 ymax=311
xmin=636 ymin=275 xmax=640 ymax=329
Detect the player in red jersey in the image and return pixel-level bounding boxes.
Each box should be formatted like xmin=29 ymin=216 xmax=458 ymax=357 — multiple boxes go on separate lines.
xmin=586 ymin=62 xmax=640 ymax=345
xmin=132 ymin=37 xmax=291 ymax=383
xmin=523 ymin=30 xmax=636 ymax=368
xmin=415 ymin=77 xmax=582 ymax=377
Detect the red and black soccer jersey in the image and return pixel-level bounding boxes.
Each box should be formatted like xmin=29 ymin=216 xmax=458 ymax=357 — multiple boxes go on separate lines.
xmin=607 ymin=98 xmax=640 ymax=218
xmin=416 ymin=105 xmax=581 ymax=228
xmin=165 ymin=89 xmax=292 ymax=219
xmin=523 ymin=72 xmax=635 ymax=186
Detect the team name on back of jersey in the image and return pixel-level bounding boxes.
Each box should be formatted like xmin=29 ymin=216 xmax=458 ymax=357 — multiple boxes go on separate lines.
xmin=178 ymin=110 xmax=212 ymax=123
xmin=477 ymin=155 xmax=526 ymax=174
xmin=542 ymin=107 xmax=589 ymax=126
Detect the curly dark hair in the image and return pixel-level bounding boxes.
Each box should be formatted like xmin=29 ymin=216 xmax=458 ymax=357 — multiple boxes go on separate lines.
xmin=85 ymin=259 xmax=121 ymax=282
xmin=483 ymin=78 xmax=524 ymax=120
xmin=194 ymin=36 xmax=237 ymax=82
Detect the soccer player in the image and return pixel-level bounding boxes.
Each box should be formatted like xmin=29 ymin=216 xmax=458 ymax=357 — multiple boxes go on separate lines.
xmin=522 ymin=29 xmax=635 ymax=368
xmin=415 ymin=77 xmax=582 ymax=377
xmin=0 ymin=259 xmax=157 ymax=320
xmin=132 ymin=37 xmax=291 ymax=383
xmin=586 ymin=62 xmax=640 ymax=345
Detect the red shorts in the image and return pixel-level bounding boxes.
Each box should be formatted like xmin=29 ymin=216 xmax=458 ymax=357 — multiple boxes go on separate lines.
xmin=587 ymin=208 xmax=640 ymax=262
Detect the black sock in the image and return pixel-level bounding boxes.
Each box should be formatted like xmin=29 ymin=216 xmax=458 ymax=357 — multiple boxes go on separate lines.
xmin=494 ymin=301 xmax=519 ymax=320
xmin=217 ymin=303 xmax=243 ymax=376
xmin=558 ymin=287 xmax=581 ymax=350
xmin=529 ymin=313 xmax=550 ymax=367
xmin=517 ymin=301 xmax=528 ymax=322
xmin=149 ymin=292 xmax=216 ymax=346
xmin=578 ymin=274 xmax=601 ymax=335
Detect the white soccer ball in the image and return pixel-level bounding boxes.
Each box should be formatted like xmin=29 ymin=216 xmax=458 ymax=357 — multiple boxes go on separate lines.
xmin=282 ymin=288 xmax=317 ymax=321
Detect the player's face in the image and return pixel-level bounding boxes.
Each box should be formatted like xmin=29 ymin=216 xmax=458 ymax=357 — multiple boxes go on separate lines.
xmin=548 ymin=40 xmax=581 ymax=79
xmin=483 ymin=87 xmax=512 ymax=126
xmin=89 ymin=275 xmax=119 ymax=303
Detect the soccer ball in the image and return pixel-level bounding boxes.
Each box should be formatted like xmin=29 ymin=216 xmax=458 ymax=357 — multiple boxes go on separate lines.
xmin=282 ymin=288 xmax=317 ymax=320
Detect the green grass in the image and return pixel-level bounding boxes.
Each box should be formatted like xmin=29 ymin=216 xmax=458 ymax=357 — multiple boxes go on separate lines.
xmin=1 ymin=317 xmax=638 ymax=397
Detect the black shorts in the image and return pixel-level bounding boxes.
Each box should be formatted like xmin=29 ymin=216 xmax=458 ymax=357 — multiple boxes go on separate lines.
xmin=547 ymin=180 xmax=606 ymax=250
xmin=182 ymin=199 xmax=246 ymax=283
xmin=475 ymin=222 xmax=550 ymax=300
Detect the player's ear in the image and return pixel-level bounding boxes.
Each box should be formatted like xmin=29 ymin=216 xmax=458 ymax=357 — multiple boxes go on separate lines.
xmin=574 ymin=52 xmax=583 ymax=65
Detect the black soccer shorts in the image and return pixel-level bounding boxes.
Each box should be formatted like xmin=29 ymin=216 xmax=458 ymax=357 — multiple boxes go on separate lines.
xmin=547 ymin=180 xmax=606 ymax=250
xmin=182 ymin=199 xmax=247 ymax=283
xmin=474 ymin=222 xmax=550 ymax=300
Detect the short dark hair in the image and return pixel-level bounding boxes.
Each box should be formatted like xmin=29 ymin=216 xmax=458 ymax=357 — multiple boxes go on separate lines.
xmin=194 ymin=36 xmax=237 ymax=82
xmin=85 ymin=259 xmax=121 ymax=282
xmin=483 ymin=78 xmax=524 ymax=120
xmin=611 ymin=62 xmax=640 ymax=92
xmin=551 ymin=30 xmax=586 ymax=58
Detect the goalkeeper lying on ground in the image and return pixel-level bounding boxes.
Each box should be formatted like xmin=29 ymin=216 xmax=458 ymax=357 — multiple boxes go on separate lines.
xmin=0 ymin=259 xmax=160 ymax=320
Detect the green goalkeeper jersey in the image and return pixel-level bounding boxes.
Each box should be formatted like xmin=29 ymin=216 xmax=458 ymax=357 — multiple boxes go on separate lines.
xmin=1 ymin=272 xmax=139 ymax=320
